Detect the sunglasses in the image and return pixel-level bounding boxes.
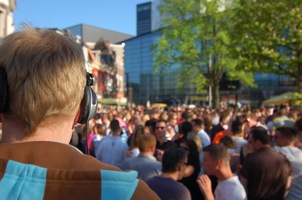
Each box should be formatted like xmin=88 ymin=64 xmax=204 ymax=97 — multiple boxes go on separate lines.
xmin=156 ymin=126 xmax=165 ymax=130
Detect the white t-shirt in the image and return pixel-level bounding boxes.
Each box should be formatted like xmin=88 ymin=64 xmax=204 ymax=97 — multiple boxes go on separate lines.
xmin=198 ymin=129 xmax=211 ymax=147
xmin=232 ymin=136 xmax=247 ymax=154
xmin=215 ymin=176 xmax=247 ymax=200
xmin=275 ymin=146 xmax=302 ymax=200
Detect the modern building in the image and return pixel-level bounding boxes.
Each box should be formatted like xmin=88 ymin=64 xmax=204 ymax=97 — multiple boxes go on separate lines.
xmin=121 ymin=30 xmax=205 ymax=106
xmin=137 ymin=2 xmax=152 ymax=36
xmin=66 ymin=24 xmax=133 ymax=44
xmin=122 ymin=0 xmax=295 ymax=107
xmin=137 ymin=0 xmax=162 ymax=36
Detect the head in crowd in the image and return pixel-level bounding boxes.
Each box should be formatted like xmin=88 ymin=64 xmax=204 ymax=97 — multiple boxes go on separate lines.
xmin=231 ymin=119 xmax=244 ymax=137
xmin=248 ymin=126 xmax=269 ymax=150
xmin=93 ymin=113 xmax=101 ymax=123
xmin=275 ymin=126 xmax=299 ymax=147
xmin=138 ymin=134 xmax=156 ymax=153
xmin=278 ymin=108 xmax=288 ymax=117
xmin=202 ymin=144 xmax=230 ymax=175
xmin=156 ymin=119 xmax=167 ymax=139
xmin=160 ymin=111 xmax=169 ymax=122
xmin=180 ymin=121 xmax=193 ymax=137
xmin=131 ymin=124 xmax=145 ymax=148
xmin=101 ymin=113 xmax=109 ymax=124
xmin=0 ymin=28 xmax=86 ymax=136
xmin=162 ymin=146 xmax=187 ymax=179
xmin=245 ymin=113 xmax=258 ymax=128
xmin=110 ymin=119 xmax=121 ymax=134
xmin=145 ymin=118 xmax=157 ymax=135
xmin=168 ymin=113 xmax=178 ymax=127
xmin=219 ymin=110 xmax=231 ymax=128
xmin=191 ymin=118 xmax=203 ymax=132
xmin=94 ymin=123 xmax=106 ymax=136
xmin=203 ymin=114 xmax=213 ymax=133
xmin=219 ymin=135 xmax=236 ymax=149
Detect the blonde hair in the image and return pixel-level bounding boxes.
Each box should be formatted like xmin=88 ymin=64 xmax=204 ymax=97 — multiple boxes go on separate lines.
xmin=0 ymin=28 xmax=86 ymax=134
xmin=138 ymin=134 xmax=156 ymax=152
xmin=130 ymin=124 xmax=145 ymax=148
xmin=187 ymin=132 xmax=203 ymax=153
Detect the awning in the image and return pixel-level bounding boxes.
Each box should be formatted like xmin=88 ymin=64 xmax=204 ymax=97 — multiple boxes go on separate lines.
xmin=262 ymin=92 xmax=296 ymax=105
xmin=151 ymin=103 xmax=167 ymax=108
xmin=99 ymin=98 xmax=127 ymax=106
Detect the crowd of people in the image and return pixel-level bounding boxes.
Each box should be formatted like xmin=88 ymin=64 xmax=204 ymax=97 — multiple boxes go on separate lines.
xmin=1 ymin=27 xmax=302 ymax=199
xmin=73 ymin=102 xmax=302 ymax=200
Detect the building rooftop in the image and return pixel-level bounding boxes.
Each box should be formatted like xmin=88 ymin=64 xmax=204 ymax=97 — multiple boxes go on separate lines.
xmin=65 ymin=24 xmax=134 ymax=44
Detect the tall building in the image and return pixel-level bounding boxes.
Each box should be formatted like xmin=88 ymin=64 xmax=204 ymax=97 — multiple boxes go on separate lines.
xmin=123 ymin=0 xmax=295 ymax=107
xmin=137 ymin=0 xmax=162 ymax=36
xmin=122 ymin=30 xmax=201 ymax=106
xmin=136 ymin=2 xmax=152 ymax=36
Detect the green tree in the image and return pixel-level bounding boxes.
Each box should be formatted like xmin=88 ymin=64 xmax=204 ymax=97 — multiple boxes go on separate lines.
xmin=230 ymin=0 xmax=302 ymax=94
xmin=153 ymin=0 xmax=254 ymax=108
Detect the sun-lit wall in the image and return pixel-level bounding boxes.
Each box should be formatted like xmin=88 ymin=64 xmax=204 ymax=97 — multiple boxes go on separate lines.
xmin=0 ymin=0 xmax=16 ymax=38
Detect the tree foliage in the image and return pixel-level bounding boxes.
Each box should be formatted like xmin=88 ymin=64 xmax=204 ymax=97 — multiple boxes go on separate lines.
xmin=153 ymin=0 xmax=254 ymax=108
xmin=230 ymin=0 xmax=302 ymax=93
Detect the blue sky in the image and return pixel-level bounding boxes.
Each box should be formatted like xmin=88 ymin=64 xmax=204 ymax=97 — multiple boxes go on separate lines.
xmin=14 ymin=0 xmax=149 ymax=36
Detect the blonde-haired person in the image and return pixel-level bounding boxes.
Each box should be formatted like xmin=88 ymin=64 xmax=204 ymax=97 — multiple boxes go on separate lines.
xmin=0 ymin=28 xmax=159 ymax=200
xmin=126 ymin=124 xmax=145 ymax=157
xmin=119 ymin=134 xmax=162 ymax=181
xmin=91 ymin=123 xmax=107 ymax=155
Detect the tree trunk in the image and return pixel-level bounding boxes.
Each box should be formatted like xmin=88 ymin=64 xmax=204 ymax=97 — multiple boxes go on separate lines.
xmin=213 ymin=81 xmax=220 ymax=109
xmin=297 ymin=62 xmax=302 ymax=94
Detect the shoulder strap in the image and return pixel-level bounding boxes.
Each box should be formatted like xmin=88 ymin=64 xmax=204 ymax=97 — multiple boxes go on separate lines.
xmin=0 ymin=160 xmax=47 ymax=199
xmin=101 ymin=170 xmax=138 ymax=200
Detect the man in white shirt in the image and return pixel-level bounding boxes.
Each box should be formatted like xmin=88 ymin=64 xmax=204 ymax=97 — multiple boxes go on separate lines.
xmin=192 ymin=118 xmax=211 ymax=148
xmin=275 ymin=126 xmax=302 ymax=200
xmin=197 ymin=144 xmax=247 ymax=200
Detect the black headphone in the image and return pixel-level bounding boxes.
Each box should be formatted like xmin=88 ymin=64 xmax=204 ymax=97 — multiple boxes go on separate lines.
xmin=77 ymin=73 xmax=98 ymax=124
xmin=0 ymin=68 xmax=98 ymax=124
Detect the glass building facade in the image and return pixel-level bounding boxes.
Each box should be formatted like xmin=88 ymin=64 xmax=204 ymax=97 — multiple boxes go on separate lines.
xmin=124 ymin=30 xmax=206 ymax=106
xmin=124 ymin=30 xmax=295 ymax=106
xmin=126 ymin=0 xmax=296 ymax=107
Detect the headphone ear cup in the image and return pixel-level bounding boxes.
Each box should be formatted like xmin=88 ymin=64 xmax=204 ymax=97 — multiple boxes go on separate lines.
xmin=0 ymin=68 xmax=9 ymax=113
xmin=77 ymin=85 xmax=98 ymax=124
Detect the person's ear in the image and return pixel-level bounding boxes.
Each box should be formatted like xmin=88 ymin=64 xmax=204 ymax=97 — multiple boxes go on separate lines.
xmin=177 ymin=162 xmax=182 ymax=171
xmin=150 ymin=145 xmax=156 ymax=153
xmin=216 ymin=160 xmax=222 ymax=169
